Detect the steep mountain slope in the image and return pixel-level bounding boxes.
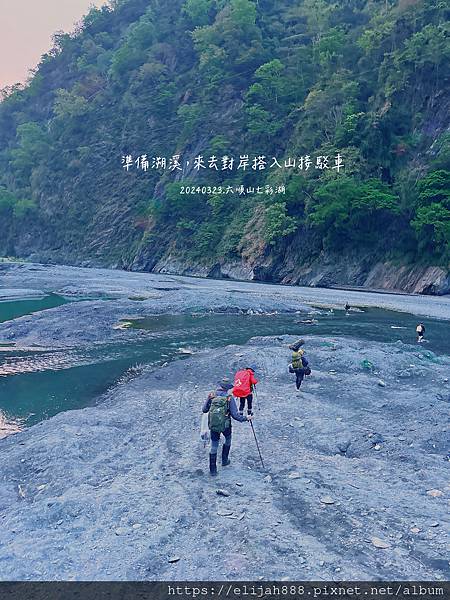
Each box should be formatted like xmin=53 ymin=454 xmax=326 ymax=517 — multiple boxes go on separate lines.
xmin=0 ymin=0 xmax=449 ymax=292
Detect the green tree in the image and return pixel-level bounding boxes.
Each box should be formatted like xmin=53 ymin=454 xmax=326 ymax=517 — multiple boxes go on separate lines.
xmin=9 ymin=123 xmax=50 ymax=186
xmin=412 ymin=203 xmax=450 ymax=259
xmin=416 ymin=171 xmax=450 ymax=206
xmin=264 ymin=202 xmax=297 ymax=245
xmin=308 ymin=177 xmax=399 ymax=248
xmin=246 ymin=59 xmax=287 ymax=105
xmin=0 ymin=188 xmax=35 ymax=218
xmin=182 ymin=0 xmax=214 ymax=26
xmin=53 ymin=89 xmax=90 ymax=119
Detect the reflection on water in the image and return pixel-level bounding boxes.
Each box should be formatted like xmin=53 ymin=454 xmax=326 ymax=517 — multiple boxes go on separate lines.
xmin=0 ymin=409 xmax=22 ymax=439
xmin=0 ymin=308 xmax=448 ymax=426
xmin=0 ymin=349 xmax=80 ymax=376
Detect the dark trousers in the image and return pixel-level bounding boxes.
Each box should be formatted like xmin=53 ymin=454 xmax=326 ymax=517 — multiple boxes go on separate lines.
xmin=294 ymin=368 xmax=304 ymax=390
xmin=239 ymin=394 xmax=253 ymax=413
xmin=210 ymin=427 xmax=231 ymax=455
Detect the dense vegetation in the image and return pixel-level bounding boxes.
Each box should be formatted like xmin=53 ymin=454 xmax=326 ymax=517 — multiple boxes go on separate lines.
xmin=0 ymin=0 xmax=448 ymax=272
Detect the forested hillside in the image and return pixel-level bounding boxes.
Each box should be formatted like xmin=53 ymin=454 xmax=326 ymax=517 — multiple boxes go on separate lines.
xmin=0 ymin=0 xmax=449 ymax=292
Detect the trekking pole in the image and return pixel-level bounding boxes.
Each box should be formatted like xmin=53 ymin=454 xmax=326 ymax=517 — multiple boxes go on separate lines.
xmin=249 ymin=420 xmax=265 ymax=469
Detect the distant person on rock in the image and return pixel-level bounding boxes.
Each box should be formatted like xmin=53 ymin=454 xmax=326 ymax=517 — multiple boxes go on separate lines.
xmin=416 ymin=323 xmax=425 ymax=342
xmin=202 ymin=377 xmax=252 ymax=476
xmin=345 ymin=302 xmax=351 ymax=312
xmin=233 ymin=366 xmax=258 ymax=416
xmin=288 ymin=339 xmax=311 ymax=391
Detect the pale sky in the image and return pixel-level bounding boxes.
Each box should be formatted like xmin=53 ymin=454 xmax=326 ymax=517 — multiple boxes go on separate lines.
xmin=0 ymin=0 xmax=108 ymax=89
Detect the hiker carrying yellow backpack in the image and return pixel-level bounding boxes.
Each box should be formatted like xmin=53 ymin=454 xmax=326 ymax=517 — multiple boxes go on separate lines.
xmin=288 ymin=339 xmax=311 ymax=391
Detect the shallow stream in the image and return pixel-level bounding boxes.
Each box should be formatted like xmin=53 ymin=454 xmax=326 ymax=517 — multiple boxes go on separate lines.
xmin=0 ymin=296 xmax=448 ymax=426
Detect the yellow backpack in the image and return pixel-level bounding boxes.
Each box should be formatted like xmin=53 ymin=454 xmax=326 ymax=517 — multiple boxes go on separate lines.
xmin=292 ymin=349 xmax=305 ymax=369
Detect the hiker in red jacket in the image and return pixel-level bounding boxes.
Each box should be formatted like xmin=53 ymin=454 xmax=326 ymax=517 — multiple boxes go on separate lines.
xmin=233 ymin=366 xmax=258 ymax=416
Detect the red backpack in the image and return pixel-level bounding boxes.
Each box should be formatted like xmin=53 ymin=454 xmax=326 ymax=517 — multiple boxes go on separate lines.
xmin=233 ymin=369 xmax=254 ymax=397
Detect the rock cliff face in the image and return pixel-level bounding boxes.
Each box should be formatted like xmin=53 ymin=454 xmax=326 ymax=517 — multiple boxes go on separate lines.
xmin=149 ymin=252 xmax=450 ymax=295
xmin=364 ymin=263 xmax=450 ymax=295
xmin=6 ymin=236 xmax=450 ymax=294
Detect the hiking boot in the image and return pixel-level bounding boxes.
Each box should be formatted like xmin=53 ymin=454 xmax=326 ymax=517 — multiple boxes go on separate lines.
xmin=209 ymin=453 xmax=217 ymax=476
xmin=247 ymin=409 xmax=253 ymax=416
xmin=239 ymin=410 xmax=244 ymax=416
xmin=222 ymin=444 xmax=231 ymax=466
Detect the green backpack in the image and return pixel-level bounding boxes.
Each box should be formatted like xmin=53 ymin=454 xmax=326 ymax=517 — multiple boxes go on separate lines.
xmin=208 ymin=396 xmax=231 ymax=433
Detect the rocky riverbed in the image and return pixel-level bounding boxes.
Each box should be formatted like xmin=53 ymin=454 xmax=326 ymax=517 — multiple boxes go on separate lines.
xmin=0 ymin=333 xmax=449 ymax=580
xmin=0 ymin=262 xmax=449 ymax=581
xmin=0 ymin=262 xmax=449 ymax=353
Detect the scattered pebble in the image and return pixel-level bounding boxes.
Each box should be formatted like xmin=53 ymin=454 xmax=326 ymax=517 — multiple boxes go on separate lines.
xmin=429 ymin=522 xmax=439 ymax=527
xmin=288 ymin=472 xmax=301 ymax=479
xmin=426 ymin=489 xmax=444 ymax=497
xmin=216 ymin=489 xmax=230 ymax=497
xmin=217 ymin=509 xmax=234 ymax=516
xmin=410 ymin=527 xmax=421 ymax=534
xmin=350 ymin=518 xmax=363 ymax=528
xmin=371 ymin=537 xmax=390 ymax=549
xmin=378 ymin=380 xmax=386 ymax=387
xmin=168 ymin=556 xmax=180 ymax=563
xmin=320 ymin=496 xmax=335 ymax=505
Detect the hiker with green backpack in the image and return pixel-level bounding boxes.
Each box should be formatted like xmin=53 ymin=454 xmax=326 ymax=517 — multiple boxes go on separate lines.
xmin=202 ymin=377 xmax=252 ymax=476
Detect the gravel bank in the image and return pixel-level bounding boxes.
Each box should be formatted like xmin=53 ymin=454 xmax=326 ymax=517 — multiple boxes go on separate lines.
xmin=1 ymin=335 xmax=448 ymax=580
